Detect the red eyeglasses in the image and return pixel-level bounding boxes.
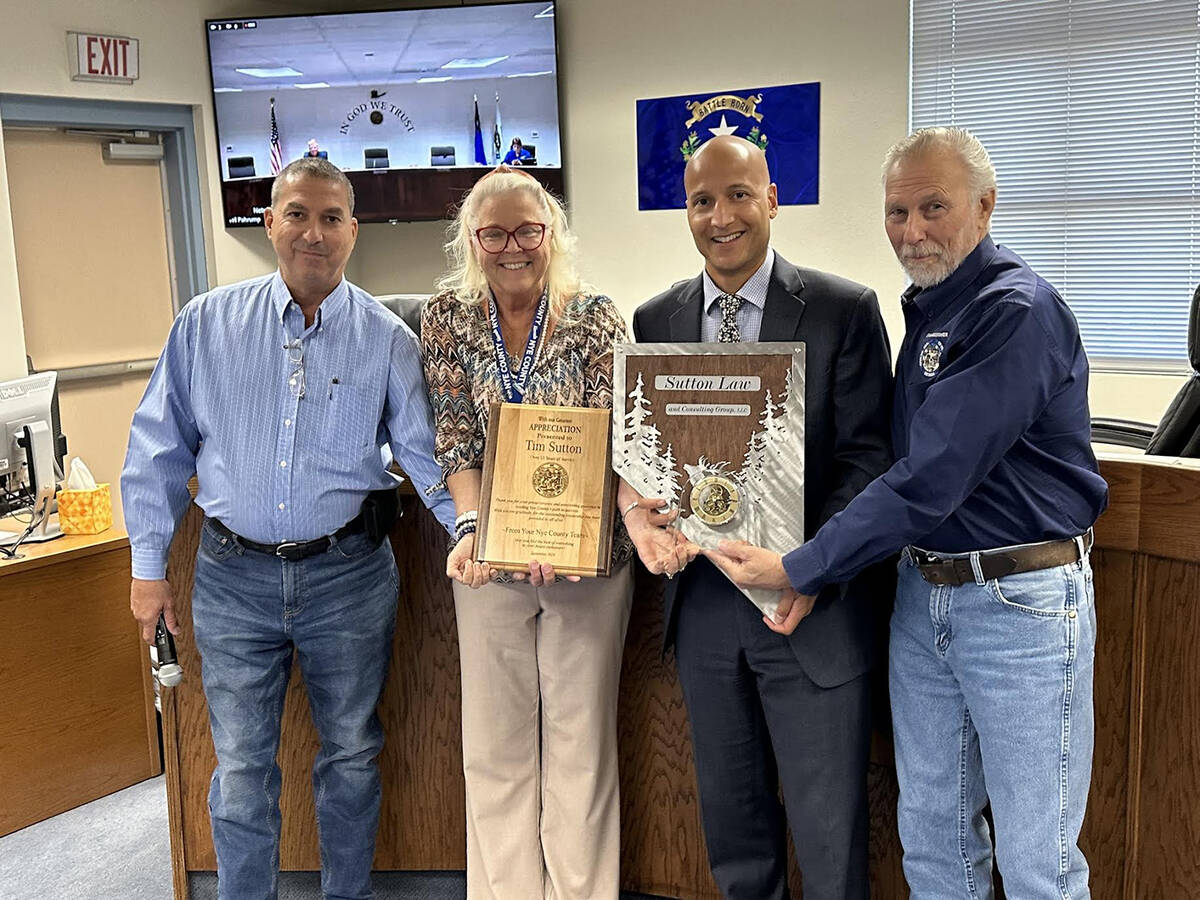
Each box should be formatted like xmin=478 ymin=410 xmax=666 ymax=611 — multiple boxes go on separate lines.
xmin=474 ymin=222 xmax=548 ymax=254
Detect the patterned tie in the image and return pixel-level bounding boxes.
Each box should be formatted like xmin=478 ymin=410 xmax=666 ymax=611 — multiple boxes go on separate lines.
xmin=718 ymin=293 xmax=744 ymax=343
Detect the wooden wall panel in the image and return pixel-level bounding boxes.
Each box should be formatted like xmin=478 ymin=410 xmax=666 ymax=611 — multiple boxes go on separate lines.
xmin=161 ymin=458 xmax=1200 ymax=899
xmin=866 ymin=736 xmax=905 ymax=899
xmin=1137 ymin=466 xmax=1200 ymax=563
xmin=1131 ymin=557 xmax=1200 ymax=898
xmin=1095 ymin=461 xmax=1141 ymax=554
xmin=375 ymin=500 xmax=466 ymax=869
xmin=617 ymin=569 xmax=717 ymax=899
xmin=1085 ymin=549 xmax=1136 ymax=899
xmin=167 ymin=498 xmax=469 ymax=872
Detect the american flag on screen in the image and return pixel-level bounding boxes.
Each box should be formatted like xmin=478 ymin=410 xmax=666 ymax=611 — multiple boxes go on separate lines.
xmin=269 ymin=97 xmax=283 ymax=175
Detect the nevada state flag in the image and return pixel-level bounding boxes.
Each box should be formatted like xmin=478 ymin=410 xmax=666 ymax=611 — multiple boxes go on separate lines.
xmin=636 ymin=82 xmax=821 ymax=211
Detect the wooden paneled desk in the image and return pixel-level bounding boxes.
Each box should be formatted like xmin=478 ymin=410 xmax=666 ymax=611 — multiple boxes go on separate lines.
xmin=0 ymin=524 xmax=161 ymax=837
xmin=160 ymin=456 xmax=1200 ymax=898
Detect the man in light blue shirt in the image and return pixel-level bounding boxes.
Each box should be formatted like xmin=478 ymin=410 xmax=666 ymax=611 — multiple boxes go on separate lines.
xmin=122 ymin=157 xmax=454 ymax=900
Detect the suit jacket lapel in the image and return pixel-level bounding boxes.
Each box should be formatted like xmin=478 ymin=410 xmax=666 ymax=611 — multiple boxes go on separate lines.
xmin=669 ymin=275 xmax=705 ymax=341
xmin=759 ymin=254 xmax=806 ymax=341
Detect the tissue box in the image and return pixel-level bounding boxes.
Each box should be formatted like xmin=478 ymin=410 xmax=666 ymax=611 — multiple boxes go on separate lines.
xmin=56 ymin=483 xmax=113 ymax=534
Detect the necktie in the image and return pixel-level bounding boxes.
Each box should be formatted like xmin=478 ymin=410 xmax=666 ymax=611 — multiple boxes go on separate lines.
xmin=718 ymin=293 xmax=744 ymax=343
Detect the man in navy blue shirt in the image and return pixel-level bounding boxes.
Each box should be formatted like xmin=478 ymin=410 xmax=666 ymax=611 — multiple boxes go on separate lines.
xmin=708 ymin=127 xmax=1108 ymax=898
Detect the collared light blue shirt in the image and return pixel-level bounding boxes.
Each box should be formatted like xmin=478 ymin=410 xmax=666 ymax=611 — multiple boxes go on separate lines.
xmin=122 ymin=271 xmax=455 ymax=580
xmin=699 ymin=247 xmax=774 ymax=342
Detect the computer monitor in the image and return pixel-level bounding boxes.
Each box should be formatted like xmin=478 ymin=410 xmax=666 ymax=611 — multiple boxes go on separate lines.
xmin=0 ymin=371 xmax=67 ymax=538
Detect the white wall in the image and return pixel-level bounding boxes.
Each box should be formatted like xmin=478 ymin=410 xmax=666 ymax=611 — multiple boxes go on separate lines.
xmin=215 ymin=76 xmax=559 ymax=174
xmin=0 ymin=0 xmax=1188 ymax=424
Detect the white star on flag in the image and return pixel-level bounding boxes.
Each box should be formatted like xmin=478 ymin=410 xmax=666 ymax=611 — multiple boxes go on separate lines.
xmin=708 ymin=115 xmax=740 ymax=137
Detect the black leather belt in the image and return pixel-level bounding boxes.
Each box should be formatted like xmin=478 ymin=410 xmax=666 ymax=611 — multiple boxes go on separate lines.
xmin=208 ymin=514 xmax=367 ymax=562
xmin=909 ymin=530 xmax=1093 ymax=587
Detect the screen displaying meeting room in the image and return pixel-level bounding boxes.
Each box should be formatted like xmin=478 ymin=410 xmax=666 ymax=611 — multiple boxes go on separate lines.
xmin=207 ymin=0 xmax=564 ymax=226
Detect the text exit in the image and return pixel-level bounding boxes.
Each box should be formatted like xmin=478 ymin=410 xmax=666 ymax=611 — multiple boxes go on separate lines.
xmin=68 ymin=32 xmax=140 ymax=84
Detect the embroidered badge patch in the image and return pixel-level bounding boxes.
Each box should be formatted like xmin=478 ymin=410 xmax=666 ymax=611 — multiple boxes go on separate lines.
xmin=919 ymin=339 xmax=944 ymax=377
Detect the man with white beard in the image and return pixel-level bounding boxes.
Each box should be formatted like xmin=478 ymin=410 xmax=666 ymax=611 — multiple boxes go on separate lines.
xmin=706 ymin=126 xmax=1109 ymax=898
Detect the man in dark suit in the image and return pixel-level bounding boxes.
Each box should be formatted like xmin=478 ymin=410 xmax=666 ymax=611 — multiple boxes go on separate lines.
xmin=626 ymin=135 xmax=893 ymax=899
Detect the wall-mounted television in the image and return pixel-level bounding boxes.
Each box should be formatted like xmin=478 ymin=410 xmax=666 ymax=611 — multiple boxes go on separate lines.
xmin=206 ymin=1 xmax=563 ymax=227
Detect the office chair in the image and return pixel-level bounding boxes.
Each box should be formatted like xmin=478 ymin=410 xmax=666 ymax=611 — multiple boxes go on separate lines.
xmin=227 ymin=156 xmax=256 ymax=178
xmin=522 ymin=143 xmax=537 ymax=165
xmin=1146 ymin=283 xmax=1200 ymax=456
xmin=364 ymin=147 xmax=389 ymax=169
xmin=375 ymin=294 xmax=427 ymax=336
xmin=1091 ymin=283 xmax=1200 ymax=456
xmin=430 ymin=145 xmax=456 ymax=166
xmin=1090 ymin=417 xmax=1156 ymax=449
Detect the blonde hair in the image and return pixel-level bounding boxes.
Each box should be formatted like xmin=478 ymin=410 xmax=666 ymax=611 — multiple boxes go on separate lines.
xmin=437 ymin=167 xmax=586 ymax=321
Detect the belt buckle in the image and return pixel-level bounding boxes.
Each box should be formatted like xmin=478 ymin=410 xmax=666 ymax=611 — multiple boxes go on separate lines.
xmin=914 ymin=547 xmax=942 ymax=567
xmin=275 ymin=541 xmax=303 ymax=561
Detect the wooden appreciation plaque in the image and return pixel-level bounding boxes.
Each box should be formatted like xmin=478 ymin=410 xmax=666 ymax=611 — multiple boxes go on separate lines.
xmin=476 ymin=402 xmax=616 ymax=577
xmin=612 ymin=343 xmax=806 ymax=616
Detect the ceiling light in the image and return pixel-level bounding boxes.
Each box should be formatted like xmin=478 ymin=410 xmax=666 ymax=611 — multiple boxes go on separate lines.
xmin=507 ymin=71 xmax=553 ymax=78
xmin=417 ymin=76 xmax=453 ymax=83
xmin=441 ymin=56 xmax=509 ymax=69
xmin=293 ymin=82 xmax=330 ymax=89
xmin=236 ymin=66 xmax=303 ymax=78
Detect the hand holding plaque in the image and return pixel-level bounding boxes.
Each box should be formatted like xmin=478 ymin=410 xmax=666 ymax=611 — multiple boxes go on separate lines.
xmin=612 ymin=343 xmax=806 ymax=617
xmin=475 ymin=402 xmax=616 ymax=577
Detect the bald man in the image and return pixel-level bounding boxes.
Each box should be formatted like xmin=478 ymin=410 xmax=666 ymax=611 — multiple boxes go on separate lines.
xmin=626 ymin=136 xmax=894 ymax=898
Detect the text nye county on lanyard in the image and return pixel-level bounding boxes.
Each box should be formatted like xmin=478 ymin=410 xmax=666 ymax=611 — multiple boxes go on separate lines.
xmin=488 ymin=289 xmax=549 ymax=404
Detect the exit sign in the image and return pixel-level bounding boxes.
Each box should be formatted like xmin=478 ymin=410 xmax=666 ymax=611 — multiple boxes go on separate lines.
xmin=67 ymin=32 xmax=139 ymax=84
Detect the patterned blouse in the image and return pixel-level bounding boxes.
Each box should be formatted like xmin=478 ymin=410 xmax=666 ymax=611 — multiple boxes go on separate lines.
xmin=420 ymin=289 xmax=635 ymax=567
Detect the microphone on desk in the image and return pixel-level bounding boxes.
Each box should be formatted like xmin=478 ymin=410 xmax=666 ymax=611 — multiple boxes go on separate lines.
xmin=153 ymin=614 xmax=183 ymax=688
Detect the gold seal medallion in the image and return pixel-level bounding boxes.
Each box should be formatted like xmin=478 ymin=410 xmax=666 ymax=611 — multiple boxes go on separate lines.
xmin=532 ymin=462 xmax=569 ymax=498
xmin=690 ymin=475 xmax=739 ymax=526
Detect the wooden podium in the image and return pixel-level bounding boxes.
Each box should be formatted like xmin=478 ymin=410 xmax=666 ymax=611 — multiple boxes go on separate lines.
xmin=158 ymin=456 xmax=1200 ymax=898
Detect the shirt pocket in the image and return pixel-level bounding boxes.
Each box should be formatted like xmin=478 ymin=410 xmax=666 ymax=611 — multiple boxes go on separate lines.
xmin=313 ymin=380 xmax=384 ymax=470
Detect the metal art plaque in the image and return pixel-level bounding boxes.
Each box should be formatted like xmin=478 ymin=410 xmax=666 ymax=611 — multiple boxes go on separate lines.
xmin=477 ymin=402 xmax=616 ymax=577
xmin=613 ymin=343 xmax=805 ymax=615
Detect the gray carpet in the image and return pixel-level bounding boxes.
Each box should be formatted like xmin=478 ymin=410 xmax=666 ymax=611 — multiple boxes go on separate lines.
xmin=0 ymin=775 xmax=172 ymax=900
xmin=0 ymin=775 xmax=672 ymax=899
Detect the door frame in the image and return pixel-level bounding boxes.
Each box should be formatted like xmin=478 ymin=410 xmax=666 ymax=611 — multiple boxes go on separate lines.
xmin=0 ymin=94 xmax=208 ymax=310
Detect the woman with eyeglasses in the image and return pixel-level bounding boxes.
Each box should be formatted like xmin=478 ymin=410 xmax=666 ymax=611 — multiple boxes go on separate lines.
xmin=420 ymin=166 xmax=675 ymax=899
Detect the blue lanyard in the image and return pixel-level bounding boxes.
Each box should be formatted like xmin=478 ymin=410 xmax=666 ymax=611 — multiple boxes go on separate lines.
xmin=488 ymin=290 xmax=548 ymax=404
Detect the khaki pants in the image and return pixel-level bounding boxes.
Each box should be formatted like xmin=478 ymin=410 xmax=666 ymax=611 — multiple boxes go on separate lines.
xmin=453 ymin=562 xmax=633 ymax=900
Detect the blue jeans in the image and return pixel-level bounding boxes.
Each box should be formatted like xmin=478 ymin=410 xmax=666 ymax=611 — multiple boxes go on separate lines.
xmin=890 ymin=549 xmax=1095 ymax=899
xmin=192 ymin=518 xmax=399 ymax=900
